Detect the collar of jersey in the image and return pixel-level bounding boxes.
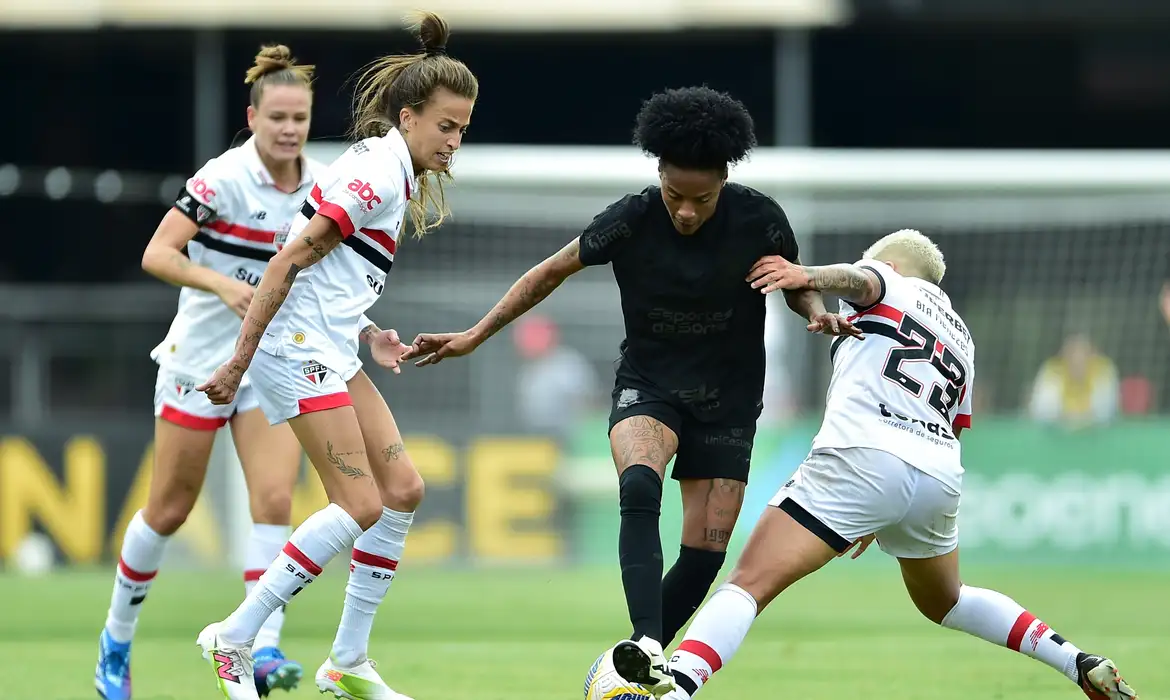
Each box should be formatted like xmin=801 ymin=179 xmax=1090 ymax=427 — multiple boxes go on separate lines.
xmin=381 ymin=127 xmax=419 ymax=200
xmin=240 ymin=135 xmax=314 ymax=191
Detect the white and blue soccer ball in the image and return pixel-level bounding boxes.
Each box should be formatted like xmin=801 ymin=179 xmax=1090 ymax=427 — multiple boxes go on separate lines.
xmin=584 ymin=647 xmax=652 ymax=700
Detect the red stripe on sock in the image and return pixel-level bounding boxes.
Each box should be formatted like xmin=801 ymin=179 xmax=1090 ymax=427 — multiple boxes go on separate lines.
xmin=281 ymin=542 xmax=323 ymax=576
xmin=118 ymin=557 xmax=157 ymax=582
xmin=243 ymin=569 xmax=264 ymax=582
xmin=678 ymin=639 xmax=723 ymax=674
xmin=351 ymin=548 xmax=399 ymax=571
xmin=1007 ymin=611 xmax=1037 ymax=651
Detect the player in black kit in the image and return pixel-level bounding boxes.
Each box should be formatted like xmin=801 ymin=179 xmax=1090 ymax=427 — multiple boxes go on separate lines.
xmin=401 ymin=86 xmax=859 ymax=696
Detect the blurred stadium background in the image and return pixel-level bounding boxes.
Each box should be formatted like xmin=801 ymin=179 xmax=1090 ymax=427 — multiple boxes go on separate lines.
xmin=1 ymin=1 xmax=1168 ymax=698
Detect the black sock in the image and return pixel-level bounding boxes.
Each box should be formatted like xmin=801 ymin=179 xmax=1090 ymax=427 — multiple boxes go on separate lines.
xmin=618 ymin=464 xmax=664 ymax=643
xmin=661 ymin=545 xmax=726 ymax=646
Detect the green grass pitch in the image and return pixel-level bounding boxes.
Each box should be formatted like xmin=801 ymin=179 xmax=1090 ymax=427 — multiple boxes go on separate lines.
xmin=3 ymin=562 xmax=1164 ymax=699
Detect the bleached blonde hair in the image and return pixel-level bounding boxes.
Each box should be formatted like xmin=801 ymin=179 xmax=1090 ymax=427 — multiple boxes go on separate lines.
xmin=862 ymin=228 xmax=946 ymax=285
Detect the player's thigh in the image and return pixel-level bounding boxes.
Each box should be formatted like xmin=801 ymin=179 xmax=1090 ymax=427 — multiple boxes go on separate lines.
xmin=144 ymin=367 xmax=227 ymax=534
xmin=229 ymin=397 xmax=302 ymax=525
xmin=769 ymin=446 xmax=916 ymax=555
xmin=726 ymin=504 xmax=839 ymax=611
xmin=346 ymin=369 xmax=424 ymax=512
xmin=675 ymin=420 xmax=755 ymax=551
xmin=249 ymin=350 xmax=382 ymax=529
xmin=607 ymin=384 xmax=683 ymax=479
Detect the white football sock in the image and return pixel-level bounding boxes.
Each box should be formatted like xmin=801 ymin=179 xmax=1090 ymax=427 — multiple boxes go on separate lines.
xmin=104 ymin=510 xmax=169 ymax=643
xmin=942 ymin=585 xmax=1081 ymax=682
xmin=668 ymin=583 xmax=758 ymax=698
xmin=245 ymin=523 xmax=291 ymax=651
xmin=331 ymin=507 xmax=413 ymax=666
xmin=219 ymin=504 xmax=361 ymax=646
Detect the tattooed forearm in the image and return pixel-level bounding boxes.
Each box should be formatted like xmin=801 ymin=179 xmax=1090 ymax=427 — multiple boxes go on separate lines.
xmin=326 ymin=441 xmax=369 ymax=480
xmin=381 ymin=442 xmax=405 ymax=461
xmin=806 ymin=264 xmax=880 ymax=306
xmin=470 ymin=239 xmax=582 ymax=342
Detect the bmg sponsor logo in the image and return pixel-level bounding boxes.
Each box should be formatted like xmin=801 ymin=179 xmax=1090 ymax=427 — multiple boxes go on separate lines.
xmin=649 ymin=307 xmax=733 ymax=335
xmin=584 ymin=219 xmax=632 ymax=252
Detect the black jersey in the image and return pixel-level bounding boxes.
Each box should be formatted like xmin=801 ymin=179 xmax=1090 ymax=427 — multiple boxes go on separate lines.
xmin=578 ymin=183 xmax=800 ymax=424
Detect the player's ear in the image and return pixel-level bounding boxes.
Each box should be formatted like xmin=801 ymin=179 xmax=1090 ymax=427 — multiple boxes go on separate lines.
xmin=246 ymin=105 xmax=257 ymax=132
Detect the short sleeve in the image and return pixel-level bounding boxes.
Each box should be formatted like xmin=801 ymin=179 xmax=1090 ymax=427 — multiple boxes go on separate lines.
xmin=759 ymin=198 xmax=799 ymax=262
xmin=313 ymin=153 xmax=406 ymax=239
xmin=578 ymin=193 xmax=644 ymax=267
xmin=954 ymin=381 xmax=973 ymax=435
xmin=174 ymin=157 xmax=239 ymax=228
xmin=852 ymin=258 xmax=891 ymax=312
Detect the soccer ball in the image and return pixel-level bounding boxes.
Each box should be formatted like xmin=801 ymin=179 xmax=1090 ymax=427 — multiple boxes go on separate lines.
xmin=584 ymin=647 xmax=652 ymax=700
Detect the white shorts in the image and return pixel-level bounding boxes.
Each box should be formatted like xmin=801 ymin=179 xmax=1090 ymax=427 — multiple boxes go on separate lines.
xmin=769 ymin=446 xmax=960 ymax=559
xmin=249 ymin=349 xmax=358 ymax=425
xmin=153 ymin=365 xmax=260 ymax=431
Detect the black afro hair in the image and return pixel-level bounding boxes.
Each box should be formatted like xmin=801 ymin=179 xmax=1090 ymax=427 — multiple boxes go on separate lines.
xmin=633 ymin=86 xmax=757 ymax=172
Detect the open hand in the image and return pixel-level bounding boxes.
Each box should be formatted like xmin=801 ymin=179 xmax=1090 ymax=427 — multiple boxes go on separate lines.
xmin=838 ymin=534 xmax=876 ymax=559
xmin=807 ymin=312 xmax=864 ymax=339
xmin=369 ymin=328 xmax=410 ymax=375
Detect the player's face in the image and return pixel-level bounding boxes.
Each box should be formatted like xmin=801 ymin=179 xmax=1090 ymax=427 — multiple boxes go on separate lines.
xmin=247 ymin=85 xmax=312 ymax=164
xmin=400 ymin=87 xmax=474 ymax=174
xmin=659 ymin=165 xmax=725 ymax=235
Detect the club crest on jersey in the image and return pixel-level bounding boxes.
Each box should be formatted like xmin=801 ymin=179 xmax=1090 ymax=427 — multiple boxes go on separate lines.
xmin=292 ymin=332 xmax=306 ymax=344
xmin=616 ymin=388 xmax=641 ymax=409
xmin=174 ymin=377 xmax=196 ymax=398
xmin=302 ymin=361 xmax=328 ymax=384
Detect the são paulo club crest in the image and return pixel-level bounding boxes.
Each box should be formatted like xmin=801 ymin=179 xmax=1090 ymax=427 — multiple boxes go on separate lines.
xmin=301 ymin=360 xmax=329 ymax=384
xmin=174 ymin=376 xmax=196 ymax=398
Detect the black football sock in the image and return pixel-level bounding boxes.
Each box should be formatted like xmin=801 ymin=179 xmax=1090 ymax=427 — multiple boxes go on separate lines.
xmin=661 ymin=545 xmax=726 ymax=646
xmin=618 ymin=464 xmax=665 ymax=643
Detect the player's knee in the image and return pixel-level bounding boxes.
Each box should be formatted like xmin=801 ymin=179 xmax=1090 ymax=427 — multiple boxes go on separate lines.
xmin=142 ymin=501 xmax=193 ymax=537
xmin=249 ymin=488 xmax=293 ymax=525
xmin=380 ymin=470 xmax=425 ymax=512
xmin=618 ymin=465 xmax=663 ymax=517
xmin=913 ymin=587 xmax=959 ymax=625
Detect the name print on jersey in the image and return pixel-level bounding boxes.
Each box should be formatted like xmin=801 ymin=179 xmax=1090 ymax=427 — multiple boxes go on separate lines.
xmin=346 ymin=179 xmax=382 ymax=212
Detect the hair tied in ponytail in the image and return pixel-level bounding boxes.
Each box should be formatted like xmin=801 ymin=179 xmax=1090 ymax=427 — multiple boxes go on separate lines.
xmin=425 ymin=45 xmax=447 ymax=57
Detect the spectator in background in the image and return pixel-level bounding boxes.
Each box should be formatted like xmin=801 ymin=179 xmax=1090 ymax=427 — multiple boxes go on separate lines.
xmin=1028 ymin=333 xmax=1119 ymax=429
xmin=513 ymin=313 xmax=600 ymax=441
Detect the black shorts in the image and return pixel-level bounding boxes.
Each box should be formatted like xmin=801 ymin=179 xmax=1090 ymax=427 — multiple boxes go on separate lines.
xmin=608 ymin=382 xmax=756 ymax=483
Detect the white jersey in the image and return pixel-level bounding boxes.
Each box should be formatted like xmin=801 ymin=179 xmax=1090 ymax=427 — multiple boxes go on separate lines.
xmin=811 ymin=259 xmax=974 ymax=491
xmin=259 ymin=128 xmax=415 ymax=376
xmin=151 ymin=136 xmax=322 ymax=379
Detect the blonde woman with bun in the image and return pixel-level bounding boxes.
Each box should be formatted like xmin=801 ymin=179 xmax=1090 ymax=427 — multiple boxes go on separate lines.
xmin=96 ymin=45 xmax=322 ymax=700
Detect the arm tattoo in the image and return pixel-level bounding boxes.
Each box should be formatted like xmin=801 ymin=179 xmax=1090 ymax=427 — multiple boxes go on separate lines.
xmin=326 ymin=441 xmax=369 ymax=480
xmin=807 ymin=264 xmax=874 ymax=300
xmin=381 ymin=442 xmax=405 ymax=461
xmin=480 ymin=241 xmax=580 ymax=339
xmin=783 ymin=287 xmax=828 ymax=321
xmin=360 ymin=323 xmax=380 ymax=344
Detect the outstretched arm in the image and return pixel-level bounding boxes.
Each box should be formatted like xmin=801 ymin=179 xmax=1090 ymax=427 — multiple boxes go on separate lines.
xmin=469 ymin=238 xmax=585 ymax=343
xmin=402 ymin=238 xmax=586 ymax=365
xmin=750 ymin=256 xmax=882 ymax=309
xmin=802 ymin=263 xmax=883 ymax=308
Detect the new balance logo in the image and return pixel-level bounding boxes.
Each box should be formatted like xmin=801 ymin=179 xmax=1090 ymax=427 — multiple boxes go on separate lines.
xmin=250 ymin=210 xmax=268 ymax=220
xmin=213 ymin=652 xmax=243 ymax=683
xmin=1028 ymin=622 xmax=1050 ymax=651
